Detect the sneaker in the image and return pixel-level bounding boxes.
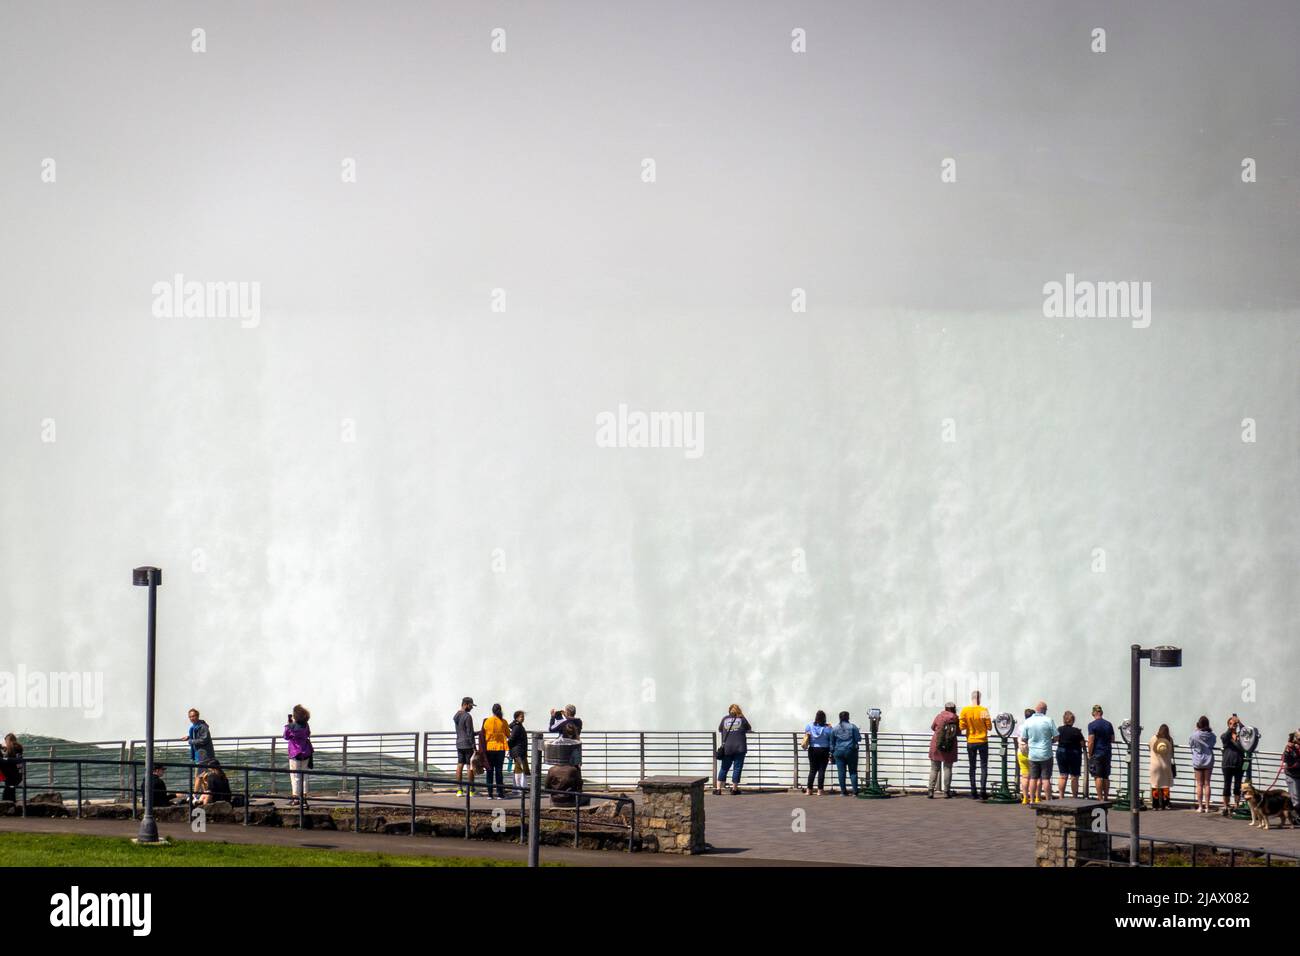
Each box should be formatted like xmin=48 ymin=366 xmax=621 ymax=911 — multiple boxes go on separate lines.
xmin=455 ymin=788 xmax=464 ymax=797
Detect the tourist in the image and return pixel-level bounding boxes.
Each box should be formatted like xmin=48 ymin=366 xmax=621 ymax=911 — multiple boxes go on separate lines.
xmin=549 ymin=705 xmax=583 ymax=738
xmin=1021 ymin=701 xmax=1058 ymax=805
xmin=928 ymin=702 xmax=960 ymax=798
xmin=283 ymin=705 xmax=313 ymax=806
xmin=1017 ymin=710 xmax=1032 ymax=804
xmin=1149 ymin=724 xmax=1174 ymax=810
xmin=715 ymin=704 xmax=751 ymax=795
xmin=194 ymin=759 xmax=231 ymax=806
xmin=802 ymin=710 xmax=832 ymax=795
xmin=139 ymin=765 xmax=169 ymax=807
xmin=508 ymin=711 xmax=530 ymax=793
xmin=1188 ymin=716 xmax=1216 ymax=813
xmin=1219 ymin=714 xmax=1245 ymax=817
xmin=482 ymin=703 xmax=510 ymax=800
xmin=1086 ymin=705 xmax=1115 ymax=801
xmin=831 ymin=711 xmax=861 ymax=796
xmin=959 ymin=691 xmax=992 ymax=799
xmin=185 ymin=708 xmax=216 ymax=767
xmin=1055 ymin=711 xmax=1085 ymax=799
xmin=0 ymin=734 xmax=24 ymax=802
xmin=1282 ymin=730 xmax=1300 ymax=815
xmin=453 ymin=697 xmax=477 ymax=797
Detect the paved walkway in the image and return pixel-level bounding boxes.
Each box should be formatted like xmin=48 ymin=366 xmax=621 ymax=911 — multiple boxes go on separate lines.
xmin=5 ymin=790 xmax=1296 ymax=866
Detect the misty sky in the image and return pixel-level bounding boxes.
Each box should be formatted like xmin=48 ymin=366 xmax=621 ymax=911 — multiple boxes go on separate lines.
xmin=1 ymin=1 xmax=1298 ymax=746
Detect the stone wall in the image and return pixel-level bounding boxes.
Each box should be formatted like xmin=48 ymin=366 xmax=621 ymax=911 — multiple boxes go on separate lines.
xmin=636 ymin=776 xmax=706 ymax=854
xmin=1034 ymin=798 xmax=1113 ymax=866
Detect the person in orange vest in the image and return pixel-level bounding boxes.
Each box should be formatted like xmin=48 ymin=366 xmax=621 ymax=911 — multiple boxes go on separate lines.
xmin=959 ymin=691 xmax=993 ymax=800
xmin=482 ymin=703 xmax=511 ymax=800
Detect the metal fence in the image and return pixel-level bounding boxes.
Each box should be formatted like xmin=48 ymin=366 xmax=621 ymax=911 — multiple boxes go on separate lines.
xmin=14 ymin=755 xmax=635 ymax=855
xmin=25 ymin=730 xmax=1289 ymax=804
xmin=1063 ymin=826 xmax=1300 ymax=867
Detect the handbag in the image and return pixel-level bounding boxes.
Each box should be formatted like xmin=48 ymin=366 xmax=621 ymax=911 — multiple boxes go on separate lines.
xmin=716 ymin=718 xmax=740 ymax=760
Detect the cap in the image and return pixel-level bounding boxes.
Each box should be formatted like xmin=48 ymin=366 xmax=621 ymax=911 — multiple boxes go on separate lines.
xmin=462 ymin=697 xmax=475 ymax=706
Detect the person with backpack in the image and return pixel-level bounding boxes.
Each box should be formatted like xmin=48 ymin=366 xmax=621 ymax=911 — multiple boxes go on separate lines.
xmin=283 ymin=705 xmax=313 ymax=806
xmin=928 ymin=702 xmax=960 ymax=798
xmin=1188 ymin=716 xmax=1217 ymax=813
xmin=802 ymin=711 xmax=833 ymax=795
xmin=830 ymin=711 xmax=861 ymax=796
xmin=715 ymin=704 xmax=751 ymax=795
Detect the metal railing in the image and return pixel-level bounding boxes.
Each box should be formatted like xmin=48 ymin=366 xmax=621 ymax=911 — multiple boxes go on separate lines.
xmin=11 ymin=756 xmax=635 ymax=855
xmin=1062 ymin=826 xmax=1300 ymax=867
xmin=127 ymin=732 xmax=421 ymax=796
xmin=25 ymin=730 xmax=1287 ymax=802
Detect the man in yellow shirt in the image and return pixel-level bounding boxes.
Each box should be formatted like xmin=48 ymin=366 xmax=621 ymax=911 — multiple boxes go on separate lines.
xmin=959 ymin=691 xmax=993 ymax=800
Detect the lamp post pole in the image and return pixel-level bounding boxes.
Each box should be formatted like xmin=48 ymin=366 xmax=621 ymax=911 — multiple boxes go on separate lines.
xmin=1129 ymin=644 xmax=1141 ymax=867
xmin=134 ymin=566 xmax=162 ymax=844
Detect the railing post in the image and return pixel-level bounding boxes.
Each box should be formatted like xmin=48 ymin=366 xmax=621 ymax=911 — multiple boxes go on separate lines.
xmin=574 ymin=799 xmax=580 ymax=848
xmin=464 ymin=778 xmax=472 ymax=839
xmin=270 ymin=737 xmax=277 ymax=795
xmin=410 ymin=784 xmax=416 ymax=836
xmin=298 ymin=771 xmax=305 ymax=830
xmin=119 ymin=743 xmax=126 ymax=801
xmin=131 ymin=761 xmax=138 ymax=819
xmin=792 ymin=732 xmax=800 ymax=789
xmin=639 ymin=732 xmax=646 ymax=782
xmin=243 ymin=769 xmax=250 ymax=826
xmin=47 ymin=746 xmax=54 ymax=787
xmin=413 ymin=732 xmax=420 ymax=787
xmin=354 ymin=777 xmax=361 ymax=832
xmin=340 ymin=734 xmax=349 ymax=794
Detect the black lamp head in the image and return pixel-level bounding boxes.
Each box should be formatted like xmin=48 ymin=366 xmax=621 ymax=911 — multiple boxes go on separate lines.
xmin=1148 ymin=645 xmax=1182 ymax=667
xmin=132 ymin=567 xmax=162 ymax=587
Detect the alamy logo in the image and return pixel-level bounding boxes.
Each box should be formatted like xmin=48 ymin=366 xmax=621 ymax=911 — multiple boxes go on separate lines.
xmin=0 ymin=665 xmax=102 ymax=718
xmin=151 ymin=274 xmax=261 ymax=328
xmin=595 ymin=404 xmax=703 ymax=459
xmin=49 ymin=886 xmax=151 ymax=936
xmin=1042 ymin=272 xmax=1151 ymax=328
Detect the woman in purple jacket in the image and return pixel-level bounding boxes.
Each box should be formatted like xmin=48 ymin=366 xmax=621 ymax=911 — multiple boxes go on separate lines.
xmin=284 ymin=705 xmax=313 ymax=805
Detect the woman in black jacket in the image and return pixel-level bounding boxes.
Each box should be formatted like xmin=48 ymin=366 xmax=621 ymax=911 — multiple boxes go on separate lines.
xmin=1220 ymin=714 xmax=1246 ymax=816
xmin=508 ymin=711 xmax=530 ymax=793
xmin=0 ymin=734 xmax=23 ymax=802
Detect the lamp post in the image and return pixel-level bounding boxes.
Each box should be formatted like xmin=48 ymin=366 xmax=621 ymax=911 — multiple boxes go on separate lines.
xmin=1128 ymin=644 xmax=1182 ymax=866
xmin=987 ymin=713 xmax=1019 ymax=803
xmin=133 ymin=566 xmax=162 ymax=844
xmin=857 ymin=708 xmax=890 ymax=798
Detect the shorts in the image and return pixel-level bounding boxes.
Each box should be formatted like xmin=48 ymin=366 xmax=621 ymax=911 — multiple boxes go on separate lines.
xmin=1029 ymin=758 xmax=1053 ymax=780
xmin=457 ymin=747 xmax=475 ymax=765
xmin=1056 ymin=749 xmax=1082 ymax=777
xmin=1089 ymin=754 xmax=1111 ymax=779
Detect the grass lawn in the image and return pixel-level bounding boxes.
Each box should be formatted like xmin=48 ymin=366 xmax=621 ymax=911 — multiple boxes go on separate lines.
xmin=0 ymin=832 xmax=525 ymax=867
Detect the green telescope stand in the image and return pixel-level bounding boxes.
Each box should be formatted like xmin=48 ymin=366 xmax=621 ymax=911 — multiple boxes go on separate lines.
xmin=987 ymin=736 xmax=1019 ymax=804
xmin=857 ymin=727 xmax=891 ymax=799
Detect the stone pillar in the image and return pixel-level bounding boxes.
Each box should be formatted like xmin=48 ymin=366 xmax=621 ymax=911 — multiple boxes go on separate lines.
xmin=1034 ymin=798 xmax=1113 ymax=866
xmin=636 ymin=776 xmax=707 ymax=854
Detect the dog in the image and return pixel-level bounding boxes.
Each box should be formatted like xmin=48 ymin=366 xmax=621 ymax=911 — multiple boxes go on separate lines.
xmin=1241 ymin=780 xmax=1296 ymax=830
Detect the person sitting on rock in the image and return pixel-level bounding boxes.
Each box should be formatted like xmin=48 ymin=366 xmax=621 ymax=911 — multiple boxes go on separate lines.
xmin=194 ymin=759 xmax=232 ymax=806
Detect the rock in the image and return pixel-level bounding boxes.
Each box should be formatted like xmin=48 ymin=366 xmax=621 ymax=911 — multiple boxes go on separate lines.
xmin=28 ymin=791 xmax=63 ymax=805
xmin=81 ymin=803 xmax=135 ymax=820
